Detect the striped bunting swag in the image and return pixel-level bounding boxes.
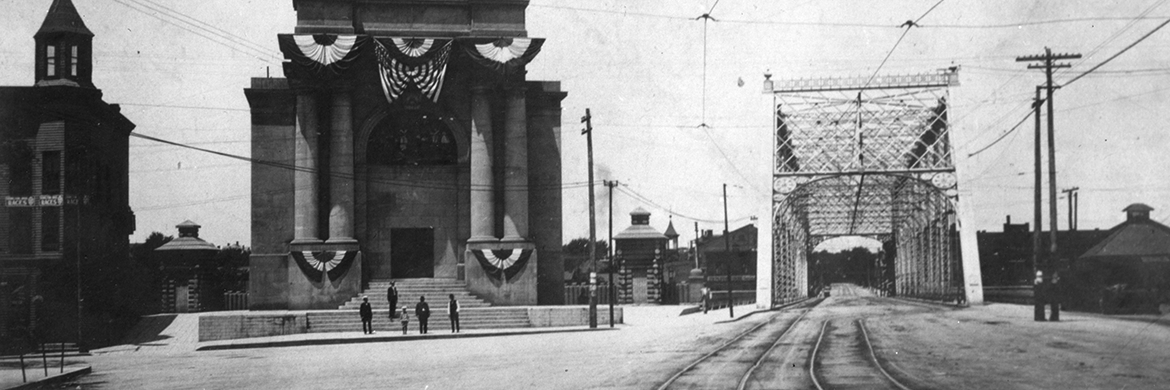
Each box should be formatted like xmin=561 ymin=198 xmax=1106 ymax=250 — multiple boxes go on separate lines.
xmin=374 ymin=38 xmax=452 ymax=105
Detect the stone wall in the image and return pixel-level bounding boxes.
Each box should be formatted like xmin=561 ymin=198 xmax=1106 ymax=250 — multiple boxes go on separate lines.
xmin=198 ymin=313 xmax=308 ymax=342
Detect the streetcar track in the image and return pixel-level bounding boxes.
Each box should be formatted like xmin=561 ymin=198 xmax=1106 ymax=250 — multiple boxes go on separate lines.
xmin=859 ymin=319 xmax=912 ymax=390
xmin=735 ymin=304 xmax=817 ymax=390
xmin=808 ymin=320 xmax=830 ymax=390
xmin=809 ymin=316 xmax=912 ymax=390
xmin=657 ymin=299 xmax=818 ymax=390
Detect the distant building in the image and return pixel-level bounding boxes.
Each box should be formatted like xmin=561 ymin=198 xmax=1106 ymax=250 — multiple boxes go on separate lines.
xmin=1073 ymin=203 xmax=1170 ymax=313
xmin=696 ymin=224 xmax=757 ymax=303
xmin=613 ymin=208 xmax=669 ymax=303
xmin=977 ymin=215 xmax=1109 ymax=287
xmin=0 ymin=0 xmax=135 ymax=350
xmin=155 ymin=221 xmax=219 ymax=313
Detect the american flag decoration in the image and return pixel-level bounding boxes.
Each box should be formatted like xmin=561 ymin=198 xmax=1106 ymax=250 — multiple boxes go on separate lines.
xmin=277 ymin=34 xmax=366 ymax=80
xmin=460 ymin=37 xmax=545 ymax=76
xmin=470 ymin=249 xmax=534 ymax=281
xmin=291 ymin=250 xmax=358 ymax=281
xmin=374 ymin=38 xmax=452 ymax=105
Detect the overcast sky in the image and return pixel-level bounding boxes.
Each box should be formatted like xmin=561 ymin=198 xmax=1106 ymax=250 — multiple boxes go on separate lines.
xmin=2 ymin=0 xmax=1168 ymax=251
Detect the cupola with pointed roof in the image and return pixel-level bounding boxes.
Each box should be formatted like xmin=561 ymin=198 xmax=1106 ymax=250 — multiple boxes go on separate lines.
xmin=34 ymin=0 xmax=94 ymax=88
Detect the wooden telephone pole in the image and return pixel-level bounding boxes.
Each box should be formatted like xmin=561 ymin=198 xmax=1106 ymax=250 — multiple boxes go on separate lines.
xmin=1017 ymin=48 xmax=1081 ymax=322
xmin=582 ymin=109 xmax=597 ymax=328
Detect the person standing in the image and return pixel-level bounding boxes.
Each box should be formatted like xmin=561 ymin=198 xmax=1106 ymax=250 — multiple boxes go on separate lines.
xmin=359 ymin=296 xmax=374 ymax=334
xmin=387 ymin=282 xmax=399 ymax=319
xmin=700 ymin=286 xmax=711 ymax=314
xmin=447 ymin=294 xmax=461 ymax=333
xmin=415 ymin=296 xmax=431 ymax=334
xmin=399 ymin=307 xmax=410 ymax=335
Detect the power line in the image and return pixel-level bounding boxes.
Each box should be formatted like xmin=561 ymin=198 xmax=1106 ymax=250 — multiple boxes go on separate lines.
xmin=119 ymin=103 xmax=251 ymax=112
xmin=129 ymin=132 xmax=595 ymax=192
xmin=920 ymin=16 xmax=1170 ymax=29
xmin=966 ymin=110 xmax=1034 ymax=157
xmin=111 ymin=0 xmax=277 ymax=63
xmin=616 ymin=184 xmax=751 ymax=225
xmin=1064 ymin=17 xmax=1170 ymax=87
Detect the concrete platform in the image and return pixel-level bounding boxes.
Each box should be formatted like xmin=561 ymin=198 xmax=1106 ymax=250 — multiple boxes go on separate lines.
xmin=0 ymin=365 xmax=90 ymax=390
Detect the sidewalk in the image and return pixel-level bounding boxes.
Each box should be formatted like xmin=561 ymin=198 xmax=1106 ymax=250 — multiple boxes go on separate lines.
xmin=0 ymin=363 xmax=89 ymax=390
xmin=196 ymin=326 xmax=620 ymax=351
xmin=88 ymin=304 xmax=759 ymax=354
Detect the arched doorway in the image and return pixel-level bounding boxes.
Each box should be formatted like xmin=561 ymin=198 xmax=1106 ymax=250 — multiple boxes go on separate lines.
xmin=363 ymin=111 xmax=459 ymax=279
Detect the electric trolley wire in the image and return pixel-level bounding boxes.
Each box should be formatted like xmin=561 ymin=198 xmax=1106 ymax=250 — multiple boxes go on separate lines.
xmin=111 ymin=0 xmax=278 ymax=63
xmin=1063 ymin=17 xmax=1170 ymax=87
xmin=128 ymin=132 xmax=594 ymax=192
xmin=616 ymin=184 xmax=751 ymax=224
xmin=919 ymin=16 xmax=1170 ymax=29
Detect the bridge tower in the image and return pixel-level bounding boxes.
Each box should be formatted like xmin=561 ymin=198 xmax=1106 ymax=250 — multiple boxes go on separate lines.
xmin=756 ymin=70 xmax=983 ymax=307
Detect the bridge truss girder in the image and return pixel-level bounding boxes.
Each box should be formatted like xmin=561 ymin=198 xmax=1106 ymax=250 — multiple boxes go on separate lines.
xmin=763 ymin=70 xmax=980 ymax=306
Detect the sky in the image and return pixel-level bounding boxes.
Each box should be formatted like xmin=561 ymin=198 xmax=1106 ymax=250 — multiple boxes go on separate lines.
xmin=2 ymin=0 xmax=1169 ymax=251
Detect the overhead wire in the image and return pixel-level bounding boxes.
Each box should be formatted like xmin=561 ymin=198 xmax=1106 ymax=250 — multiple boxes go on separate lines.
xmin=110 ymin=0 xmax=277 ymax=63
xmin=128 ymin=132 xmax=595 ymax=192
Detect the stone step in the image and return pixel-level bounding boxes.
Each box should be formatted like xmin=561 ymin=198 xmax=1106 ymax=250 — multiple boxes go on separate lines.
xmin=341 ymin=278 xmax=493 ymax=310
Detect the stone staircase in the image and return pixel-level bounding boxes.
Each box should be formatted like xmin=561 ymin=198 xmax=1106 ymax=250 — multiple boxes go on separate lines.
xmin=339 ymin=278 xmax=492 ymax=311
xmin=310 ymin=278 xmax=529 ymax=333
xmin=304 ymin=307 xmax=532 ymax=333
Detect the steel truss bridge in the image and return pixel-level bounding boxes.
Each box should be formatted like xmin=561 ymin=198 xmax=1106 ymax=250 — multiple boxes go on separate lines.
xmin=760 ymin=70 xmax=983 ymax=307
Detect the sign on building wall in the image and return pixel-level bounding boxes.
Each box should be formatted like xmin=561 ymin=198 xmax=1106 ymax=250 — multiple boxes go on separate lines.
xmin=4 ymin=195 xmax=86 ymax=207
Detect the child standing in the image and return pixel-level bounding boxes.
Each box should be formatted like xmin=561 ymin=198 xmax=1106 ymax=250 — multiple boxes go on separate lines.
xmin=399 ymin=306 xmax=410 ymax=335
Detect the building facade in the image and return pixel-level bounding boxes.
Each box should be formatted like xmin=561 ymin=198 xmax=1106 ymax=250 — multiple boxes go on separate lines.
xmin=0 ymin=0 xmax=135 ymax=350
xmin=155 ymin=221 xmax=219 ymax=313
xmin=247 ymin=0 xmax=565 ymax=309
xmin=613 ymin=208 xmax=669 ymax=304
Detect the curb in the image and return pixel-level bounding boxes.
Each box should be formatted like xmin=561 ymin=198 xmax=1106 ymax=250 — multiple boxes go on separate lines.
xmin=3 ymin=366 xmax=91 ymax=390
xmin=886 ymin=296 xmax=966 ymax=310
xmin=715 ymin=298 xmax=821 ymax=324
xmin=196 ymin=327 xmax=619 ymax=351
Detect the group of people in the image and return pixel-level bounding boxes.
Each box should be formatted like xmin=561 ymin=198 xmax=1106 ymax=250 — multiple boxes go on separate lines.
xmin=358 ymin=282 xmax=461 ymax=335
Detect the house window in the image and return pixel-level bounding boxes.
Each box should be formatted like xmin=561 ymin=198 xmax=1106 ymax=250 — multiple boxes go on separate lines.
xmin=41 ymin=207 xmax=60 ymax=252
xmin=46 ymin=45 xmax=56 ymax=77
xmin=42 ymin=151 xmax=61 ymax=195
xmin=70 ymin=46 xmax=78 ymax=76
xmin=9 ymin=209 xmax=33 ymax=254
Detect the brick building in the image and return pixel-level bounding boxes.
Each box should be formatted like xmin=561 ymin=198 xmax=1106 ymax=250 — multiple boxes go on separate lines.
xmin=246 ymin=0 xmax=565 ymax=309
xmin=0 ymin=0 xmax=135 ymax=350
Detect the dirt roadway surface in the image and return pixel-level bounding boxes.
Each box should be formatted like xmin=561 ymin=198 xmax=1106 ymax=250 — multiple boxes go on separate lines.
xmin=867 ymin=301 xmax=1170 ymax=389
xmin=51 ymin=306 xmax=769 ymax=390
xmin=39 ymin=289 xmax=1170 ymax=389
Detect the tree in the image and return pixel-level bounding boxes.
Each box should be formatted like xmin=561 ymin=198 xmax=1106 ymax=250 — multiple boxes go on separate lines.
xmin=563 ymin=238 xmax=609 ymax=283
xmin=563 ymin=237 xmax=608 ymax=257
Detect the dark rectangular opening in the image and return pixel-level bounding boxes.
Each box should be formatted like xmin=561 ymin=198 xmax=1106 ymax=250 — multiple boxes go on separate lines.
xmin=42 ymin=151 xmax=60 ymax=195
xmin=41 ymin=207 xmax=59 ymax=252
xmin=390 ymin=227 xmax=434 ymax=278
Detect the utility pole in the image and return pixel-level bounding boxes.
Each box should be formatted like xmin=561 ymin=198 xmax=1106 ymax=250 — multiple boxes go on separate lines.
xmin=723 ymin=183 xmax=733 ymax=318
xmin=1018 ymin=47 xmax=1080 ymax=322
xmin=604 ymin=179 xmax=619 ymax=327
xmin=582 ymin=108 xmax=597 ymax=328
xmin=1031 ymin=86 xmax=1044 ymax=322
xmin=1062 ymin=187 xmax=1080 ymax=231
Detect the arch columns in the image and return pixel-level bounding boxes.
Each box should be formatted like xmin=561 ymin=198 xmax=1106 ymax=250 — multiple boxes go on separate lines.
xmin=468 ymin=84 xmax=497 ymax=243
xmin=327 ymin=90 xmax=357 ymax=243
xmin=291 ymin=92 xmax=321 ymax=245
xmin=501 ymin=84 xmax=529 ymax=242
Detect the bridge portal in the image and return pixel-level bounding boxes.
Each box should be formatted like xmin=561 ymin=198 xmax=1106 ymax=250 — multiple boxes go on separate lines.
xmin=755 ymin=71 xmax=983 ymax=307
